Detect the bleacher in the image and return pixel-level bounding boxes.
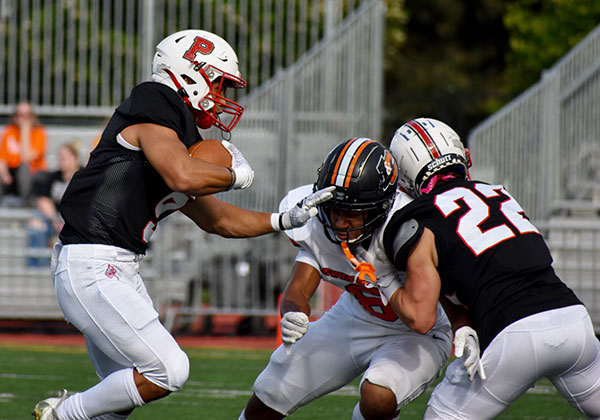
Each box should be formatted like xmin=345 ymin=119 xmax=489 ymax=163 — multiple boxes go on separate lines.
xmin=0 ymin=208 xmax=60 ymax=318
xmin=543 ymin=205 xmax=600 ymax=331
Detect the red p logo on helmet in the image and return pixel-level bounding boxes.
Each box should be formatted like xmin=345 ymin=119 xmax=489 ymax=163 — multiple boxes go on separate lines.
xmin=183 ymin=36 xmax=215 ymax=62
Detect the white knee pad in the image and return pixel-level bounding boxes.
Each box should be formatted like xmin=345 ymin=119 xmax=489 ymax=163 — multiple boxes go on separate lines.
xmin=166 ymin=349 xmax=190 ymax=391
xmin=142 ymin=348 xmax=189 ymax=392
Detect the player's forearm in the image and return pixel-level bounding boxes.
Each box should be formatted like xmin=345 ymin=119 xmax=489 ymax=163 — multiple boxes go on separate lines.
xmin=389 ymin=288 xmax=437 ymax=334
xmin=181 ymin=196 xmax=274 ymax=238
xmin=280 ymin=262 xmax=320 ymax=317
xmin=212 ymin=205 xmax=274 ymax=238
xmin=166 ymin=160 xmax=234 ymax=196
xmin=280 ymin=297 xmax=311 ymax=318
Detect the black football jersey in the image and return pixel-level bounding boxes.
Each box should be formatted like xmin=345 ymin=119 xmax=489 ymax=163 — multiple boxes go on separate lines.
xmin=59 ymin=82 xmax=201 ymax=254
xmin=384 ymin=179 xmax=582 ymax=351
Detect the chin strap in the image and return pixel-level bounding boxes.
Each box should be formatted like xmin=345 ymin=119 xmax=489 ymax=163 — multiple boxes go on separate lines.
xmin=163 ymin=68 xmax=241 ymax=133
xmin=341 ymin=242 xmax=377 ymax=288
xmin=163 ymin=68 xmax=214 ymax=129
xmin=163 ymin=69 xmax=193 ymax=107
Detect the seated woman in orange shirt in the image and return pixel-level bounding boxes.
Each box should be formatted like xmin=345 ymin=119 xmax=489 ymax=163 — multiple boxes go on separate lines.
xmin=0 ymin=102 xmax=47 ymax=206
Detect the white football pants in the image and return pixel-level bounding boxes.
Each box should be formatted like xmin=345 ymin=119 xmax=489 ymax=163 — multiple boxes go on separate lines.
xmin=252 ymin=292 xmax=451 ymax=416
xmin=425 ymin=304 xmax=600 ymax=420
xmin=53 ymin=243 xmax=189 ymax=392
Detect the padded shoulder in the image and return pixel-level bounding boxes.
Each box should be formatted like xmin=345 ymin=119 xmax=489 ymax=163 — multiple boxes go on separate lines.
xmin=383 ymin=213 xmax=424 ymax=270
xmin=115 ymin=82 xmax=198 ymax=147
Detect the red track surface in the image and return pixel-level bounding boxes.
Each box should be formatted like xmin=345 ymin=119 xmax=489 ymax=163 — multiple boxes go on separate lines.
xmin=0 ymin=333 xmax=278 ymax=350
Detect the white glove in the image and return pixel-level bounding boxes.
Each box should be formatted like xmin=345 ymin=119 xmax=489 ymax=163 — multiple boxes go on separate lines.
xmin=280 ymin=311 xmax=309 ymax=355
xmin=272 ymin=186 xmax=335 ymax=231
xmin=222 ymin=140 xmax=254 ymax=189
xmin=454 ymin=326 xmax=486 ymax=381
xmin=354 ymin=245 xmax=402 ymax=305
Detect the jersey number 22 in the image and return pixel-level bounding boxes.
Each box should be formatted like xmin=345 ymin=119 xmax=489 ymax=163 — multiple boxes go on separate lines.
xmin=434 ymin=183 xmax=539 ymax=256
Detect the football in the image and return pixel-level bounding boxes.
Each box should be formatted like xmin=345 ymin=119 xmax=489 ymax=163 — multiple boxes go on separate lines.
xmin=188 ymin=139 xmax=233 ymax=167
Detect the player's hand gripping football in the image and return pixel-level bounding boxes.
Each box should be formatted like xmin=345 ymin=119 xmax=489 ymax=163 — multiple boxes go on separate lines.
xmin=221 ymin=140 xmax=254 ymax=189
xmin=280 ymin=311 xmax=309 ymax=355
xmin=275 ymin=186 xmax=335 ymax=230
xmin=453 ymin=326 xmax=486 ymax=381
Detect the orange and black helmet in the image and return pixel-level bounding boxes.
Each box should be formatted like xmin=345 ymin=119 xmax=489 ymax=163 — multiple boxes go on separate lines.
xmin=315 ymin=137 xmax=398 ymax=245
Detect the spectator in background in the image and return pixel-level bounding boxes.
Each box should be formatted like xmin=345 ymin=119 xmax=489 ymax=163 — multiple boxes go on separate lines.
xmin=27 ymin=140 xmax=82 ymax=266
xmin=0 ymin=102 xmax=48 ymax=207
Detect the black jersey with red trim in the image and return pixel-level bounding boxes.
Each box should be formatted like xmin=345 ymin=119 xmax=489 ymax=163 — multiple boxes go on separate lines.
xmin=59 ymin=82 xmax=201 ymax=254
xmin=384 ymin=178 xmax=582 ymax=351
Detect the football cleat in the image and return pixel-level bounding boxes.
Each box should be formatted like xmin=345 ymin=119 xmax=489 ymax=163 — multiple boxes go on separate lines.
xmin=32 ymin=389 xmax=69 ymax=420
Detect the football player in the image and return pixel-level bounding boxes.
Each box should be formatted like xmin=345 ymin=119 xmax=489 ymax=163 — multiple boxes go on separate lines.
xmin=239 ymin=138 xmax=452 ymax=420
xmin=32 ymin=30 xmax=333 ymax=420
xmin=378 ymin=118 xmax=600 ymax=419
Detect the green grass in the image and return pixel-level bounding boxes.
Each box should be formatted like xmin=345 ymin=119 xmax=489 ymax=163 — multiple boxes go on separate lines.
xmin=0 ymin=342 xmax=585 ymax=420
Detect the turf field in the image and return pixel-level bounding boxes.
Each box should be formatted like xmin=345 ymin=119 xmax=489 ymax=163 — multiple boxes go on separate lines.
xmin=0 ymin=342 xmax=586 ymax=420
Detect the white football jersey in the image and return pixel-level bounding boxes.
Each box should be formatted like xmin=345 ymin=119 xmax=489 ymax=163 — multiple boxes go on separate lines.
xmin=280 ymin=184 xmax=448 ymax=329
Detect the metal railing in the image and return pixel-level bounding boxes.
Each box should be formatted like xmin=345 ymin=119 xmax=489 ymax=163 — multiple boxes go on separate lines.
xmin=0 ymin=0 xmax=374 ymax=117
xmin=468 ymin=23 xmax=600 ymax=222
xmin=0 ymin=0 xmax=386 ymax=326
xmin=0 ymin=208 xmax=61 ymax=318
xmin=464 ymin=23 xmax=600 ymax=334
xmin=3 ymin=209 xmax=599 ymax=335
xmin=538 ymin=218 xmax=600 ymax=331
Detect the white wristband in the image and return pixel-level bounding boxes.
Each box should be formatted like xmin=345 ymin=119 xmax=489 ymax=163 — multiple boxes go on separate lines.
xmin=271 ymin=213 xmax=282 ymax=232
xmin=378 ymin=278 xmax=402 ymax=306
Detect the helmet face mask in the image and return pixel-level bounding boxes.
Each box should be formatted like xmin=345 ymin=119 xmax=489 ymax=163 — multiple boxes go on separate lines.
xmin=315 ymin=138 xmax=398 ymax=247
xmin=389 ymin=118 xmax=471 ymax=197
xmin=152 ymin=30 xmax=246 ymax=132
xmin=319 ymin=205 xmax=386 ymax=245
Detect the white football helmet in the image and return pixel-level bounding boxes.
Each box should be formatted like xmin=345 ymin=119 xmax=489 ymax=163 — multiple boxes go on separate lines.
xmin=389 ymin=117 xmax=471 ymax=197
xmin=152 ymin=29 xmax=246 ymax=132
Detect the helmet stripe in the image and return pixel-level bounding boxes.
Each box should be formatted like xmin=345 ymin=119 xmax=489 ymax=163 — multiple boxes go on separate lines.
xmin=330 ymin=138 xmax=357 ymax=185
xmin=343 ymin=140 xmax=375 ymax=187
xmin=406 ymin=120 xmax=441 ymax=159
xmin=330 ymin=138 xmax=375 ymax=188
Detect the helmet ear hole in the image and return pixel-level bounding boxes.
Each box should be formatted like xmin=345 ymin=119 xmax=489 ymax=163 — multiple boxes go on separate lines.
xmin=180 ymin=74 xmax=196 ymax=84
